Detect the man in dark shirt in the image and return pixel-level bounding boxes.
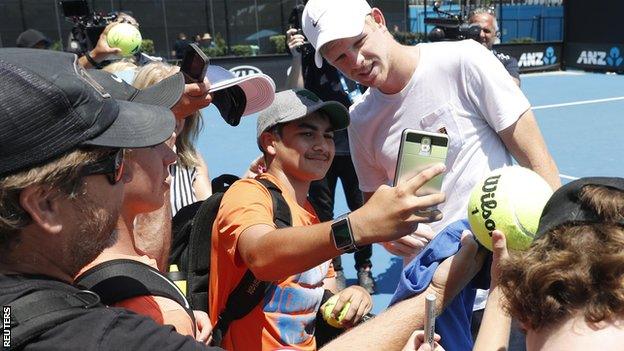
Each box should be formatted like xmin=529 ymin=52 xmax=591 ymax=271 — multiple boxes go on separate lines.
xmin=0 ymin=48 xmax=217 ymax=350
xmin=286 ymin=26 xmax=375 ymax=294
xmin=469 ymin=8 xmax=521 ymax=86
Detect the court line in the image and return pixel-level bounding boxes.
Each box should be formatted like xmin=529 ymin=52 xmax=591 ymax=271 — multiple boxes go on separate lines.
xmin=533 ymin=96 xmax=624 ymax=110
xmin=560 ymin=174 xmax=579 ymax=180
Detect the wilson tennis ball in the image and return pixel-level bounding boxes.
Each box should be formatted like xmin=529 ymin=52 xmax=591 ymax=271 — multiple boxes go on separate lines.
xmin=322 ymin=294 xmax=351 ymax=328
xmin=106 ymin=23 xmax=142 ymax=56
xmin=467 ymin=166 xmax=553 ymax=251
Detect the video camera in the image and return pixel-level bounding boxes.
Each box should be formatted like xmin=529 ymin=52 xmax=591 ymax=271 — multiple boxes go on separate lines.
xmin=287 ymin=0 xmax=313 ymax=56
xmin=424 ymin=2 xmax=481 ymax=42
xmin=60 ymin=0 xmax=119 ymax=55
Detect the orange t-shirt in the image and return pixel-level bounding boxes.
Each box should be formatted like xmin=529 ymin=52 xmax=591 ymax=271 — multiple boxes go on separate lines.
xmin=209 ymin=173 xmax=334 ymax=351
xmin=77 ymin=253 xmax=195 ymax=337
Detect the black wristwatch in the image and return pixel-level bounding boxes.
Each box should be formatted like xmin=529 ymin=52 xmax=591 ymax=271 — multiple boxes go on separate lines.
xmin=85 ymin=52 xmax=103 ymax=69
xmin=331 ymin=213 xmax=358 ymax=253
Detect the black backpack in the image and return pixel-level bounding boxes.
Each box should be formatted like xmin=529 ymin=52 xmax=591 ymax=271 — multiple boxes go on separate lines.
xmin=168 ymin=174 xmax=292 ymax=346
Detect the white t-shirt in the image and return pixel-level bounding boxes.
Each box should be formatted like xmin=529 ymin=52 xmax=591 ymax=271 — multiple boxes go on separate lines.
xmin=349 ymin=39 xmax=530 ymax=233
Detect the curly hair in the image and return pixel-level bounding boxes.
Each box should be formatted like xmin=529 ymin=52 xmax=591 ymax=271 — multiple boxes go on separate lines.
xmin=499 ymin=185 xmax=624 ymax=331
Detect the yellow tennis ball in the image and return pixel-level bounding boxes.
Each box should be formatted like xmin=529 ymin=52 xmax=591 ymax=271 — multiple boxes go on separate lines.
xmin=322 ymin=295 xmax=351 ymax=328
xmin=107 ymin=23 xmax=142 ymax=56
xmin=467 ymin=166 xmax=553 ymax=251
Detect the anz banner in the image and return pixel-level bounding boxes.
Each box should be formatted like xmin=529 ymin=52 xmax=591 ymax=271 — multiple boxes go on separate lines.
xmin=494 ymin=42 xmax=562 ymax=73
xmin=565 ymin=43 xmax=624 ymax=73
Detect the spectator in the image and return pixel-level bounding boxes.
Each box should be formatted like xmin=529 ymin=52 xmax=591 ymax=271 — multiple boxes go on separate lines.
xmin=198 ymin=33 xmax=215 ymax=49
xmin=173 ymin=33 xmax=192 ymax=60
xmin=133 ymin=62 xmax=212 ymax=216
xmin=498 ymin=177 xmax=624 ymax=350
xmin=302 ymin=0 xmax=559 ymax=349
xmin=75 ymin=68 xmax=211 ymax=341
xmin=285 ymin=22 xmax=374 ymax=293
xmin=16 ymin=29 xmax=51 ymax=49
xmin=0 ymin=48 xmax=216 ymax=350
xmin=468 ymin=8 xmax=521 ymax=86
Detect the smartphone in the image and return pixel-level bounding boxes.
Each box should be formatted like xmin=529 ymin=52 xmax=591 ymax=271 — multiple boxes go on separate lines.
xmin=180 ymin=43 xmax=209 ymax=83
xmin=393 ymin=129 xmax=448 ymax=194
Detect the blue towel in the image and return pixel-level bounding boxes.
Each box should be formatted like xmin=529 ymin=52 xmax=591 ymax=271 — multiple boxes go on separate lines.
xmin=389 ymin=219 xmax=491 ymax=351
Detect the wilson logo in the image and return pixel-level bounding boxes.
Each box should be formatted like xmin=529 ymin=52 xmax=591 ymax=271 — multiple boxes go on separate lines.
xmin=229 ymin=65 xmax=263 ymax=77
xmin=471 ymin=175 xmax=501 ymax=235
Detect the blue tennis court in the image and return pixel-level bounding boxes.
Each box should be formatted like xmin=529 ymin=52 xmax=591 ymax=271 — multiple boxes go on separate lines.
xmin=196 ymin=70 xmax=624 ymax=314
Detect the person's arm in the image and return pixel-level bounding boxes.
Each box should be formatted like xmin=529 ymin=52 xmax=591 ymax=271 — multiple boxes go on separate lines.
xmin=285 ymin=28 xmax=305 ymax=89
xmin=133 ymin=194 xmax=173 ymax=272
xmin=364 ymin=190 xmax=435 ymax=260
xmin=320 ymin=232 xmax=485 ymax=351
xmin=193 ymin=152 xmax=212 ymax=200
xmin=78 ymin=22 xmax=122 ymax=68
xmin=323 ymin=285 xmax=373 ymax=327
xmin=237 ymin=164 xmax=446 ymax=281
xmin=499 ymin=110 xmax=561 ymax=190
xmin=473 ymin=230 xmax=512 ymax=351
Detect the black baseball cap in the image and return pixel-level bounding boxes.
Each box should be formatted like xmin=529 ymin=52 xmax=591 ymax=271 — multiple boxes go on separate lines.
xmin=16 ymin=29 xmax=51 ymax=49
xmin=0 ymin=48 xmax=175 ymax=177
xmin=536 ymin=177 xmax=624 ymax=237
xmin=88 ymin=69 xmax=184 ymax=109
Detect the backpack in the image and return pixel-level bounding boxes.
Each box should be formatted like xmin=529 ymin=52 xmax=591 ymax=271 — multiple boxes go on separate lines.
xmin=74 ymin=258 xmax=196 ymax=333
xmin=168 ymin=174 xmax=292 ymax=346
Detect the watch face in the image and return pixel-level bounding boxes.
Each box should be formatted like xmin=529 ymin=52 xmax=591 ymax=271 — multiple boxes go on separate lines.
xmin=333 ymin=219 xmax=353 ymax=249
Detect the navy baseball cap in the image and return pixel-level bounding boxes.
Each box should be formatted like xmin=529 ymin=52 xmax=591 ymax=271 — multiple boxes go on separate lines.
xmin=0 ymin=48 xmax=175 ymax=176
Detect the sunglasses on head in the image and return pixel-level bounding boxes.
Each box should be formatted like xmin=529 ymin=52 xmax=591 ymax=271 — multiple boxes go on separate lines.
xmin=80 ymin=148 xmax=125 ymax=185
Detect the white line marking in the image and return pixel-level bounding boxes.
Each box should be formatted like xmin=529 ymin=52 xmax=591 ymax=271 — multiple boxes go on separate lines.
xmin=533 ymin=96 xmax=624 ymax=110
xmin=560 ymin=174 xmax=579 ymax=180
xmin=523 ymin=70 xmax=586 ymax=77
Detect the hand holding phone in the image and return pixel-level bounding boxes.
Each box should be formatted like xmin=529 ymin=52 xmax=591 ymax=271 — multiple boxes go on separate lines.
xmin=180 ymin=43 xmax=209 ymax=83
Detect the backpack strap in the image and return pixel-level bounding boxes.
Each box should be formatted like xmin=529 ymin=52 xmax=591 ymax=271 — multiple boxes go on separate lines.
xmin=7 ymin=288 xmax=102 ymax=349
xmin=74 ymin=259 xmax=196 ymax=334
xmin=211 ymin=178 xmax=292 ymax=346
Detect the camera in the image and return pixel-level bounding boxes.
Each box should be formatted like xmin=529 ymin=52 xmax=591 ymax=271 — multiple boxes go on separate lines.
xmin=60 ymin=0 xmax=119 ymax=55
xmin=288 ymin=1 xmax=313 ymax=55
xmin=424 ymin=2 xmax=481 ymax=42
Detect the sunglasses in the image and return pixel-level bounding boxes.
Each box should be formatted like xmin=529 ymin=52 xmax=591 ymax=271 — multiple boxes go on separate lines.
xmin=80 ymin=149 xmax=125 ymax=185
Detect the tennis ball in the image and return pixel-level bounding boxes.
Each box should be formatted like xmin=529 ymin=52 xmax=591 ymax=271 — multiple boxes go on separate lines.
xmin=467 ymin=166 xmax=553 ymax=251
xmin=322 ymin=294 xmax=351 ymax=328
xmin=106 ymin=23 xmax=142 ymax=56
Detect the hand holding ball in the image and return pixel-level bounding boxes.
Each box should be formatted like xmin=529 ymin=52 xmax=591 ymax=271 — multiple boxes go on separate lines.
xmin=322 ymin=294 xmax=351 ymax=328
xmin=467 ymin=166 xmax=553 ymax=251
xmin=106 ymin=23 xmax=142 ymax=56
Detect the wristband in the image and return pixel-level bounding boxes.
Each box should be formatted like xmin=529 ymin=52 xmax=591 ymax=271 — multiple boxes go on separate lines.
xmin=85 ymin=52 xmax=103 ymax=69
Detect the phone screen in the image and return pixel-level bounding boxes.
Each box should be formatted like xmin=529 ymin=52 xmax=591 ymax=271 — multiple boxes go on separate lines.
xmin=180 ymin=44 xmax=209 ymax=83
xmin=394 ymin=130 xmax=448 ymax=194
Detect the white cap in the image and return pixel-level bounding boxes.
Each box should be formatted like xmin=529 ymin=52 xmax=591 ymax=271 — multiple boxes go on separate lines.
xmin=302 ymin=0 xmax=372 ymax=68
xmin=206 ymin=65 xmax=275 ymax=117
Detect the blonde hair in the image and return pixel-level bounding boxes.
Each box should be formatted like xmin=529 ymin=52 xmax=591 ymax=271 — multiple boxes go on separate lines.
xmin=0 ymin=148 xmax=110 ymax=252
xmin=102 ymin=60 xmax=137 ymax=74
xmin=133 ymin=62 xmax=202 ymax=168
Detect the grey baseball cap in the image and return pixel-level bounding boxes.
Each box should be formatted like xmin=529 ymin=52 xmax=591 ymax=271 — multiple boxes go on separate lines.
xmin=256 ymin=89 xmax=349 ymax=140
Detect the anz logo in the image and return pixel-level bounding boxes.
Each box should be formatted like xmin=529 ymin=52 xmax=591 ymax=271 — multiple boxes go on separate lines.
xmin=229 ymin=65 xmax=263 ymax=77
xmin=577 ymin=47 xmax=623 ymax=67
xmin=518 ymin=46 xmax=557 ymax=67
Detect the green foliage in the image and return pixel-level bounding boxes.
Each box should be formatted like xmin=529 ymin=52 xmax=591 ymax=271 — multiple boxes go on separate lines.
xmin=392 ymin=31 xmax=425 ymax=45
xmin=270 ymin=35 xmax=287 ymax=54
xmin=231 ymin=45 xmax=253 ymax=56
xmin=141 ymin=39 xmax=154 ymax=54
xmin=509 ymin=37 xmax=536 ymax=44
xmin=49 ymin=40 xmax=63 ymax=51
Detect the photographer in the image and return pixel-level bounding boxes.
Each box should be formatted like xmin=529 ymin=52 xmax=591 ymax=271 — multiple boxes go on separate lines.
xmin=286 ymin=1 xmax=375 ymax=294
xmin=468 ymin=8 xmax=521 ymax=86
